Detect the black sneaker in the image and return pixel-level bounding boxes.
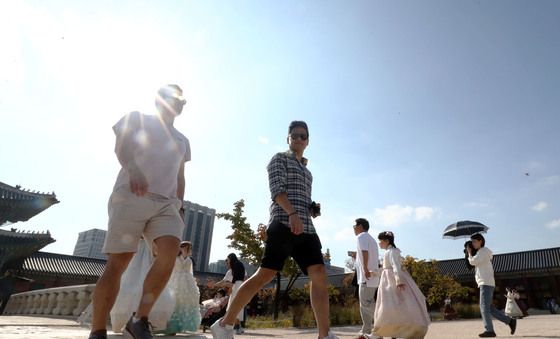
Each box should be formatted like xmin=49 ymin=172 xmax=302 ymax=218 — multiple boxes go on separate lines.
xmin=88 ymin=333 xmax=107 ymax=339
xmin=509 ymin=318 xmax=517 ymax=335
xmin=125 ymin=315 xmax=154 ymax=339
xmin=478 ymin=331 xmax=497 ymax=338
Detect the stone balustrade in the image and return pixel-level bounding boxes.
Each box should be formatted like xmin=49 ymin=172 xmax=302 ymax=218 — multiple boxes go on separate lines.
xmin=4 ymin=284 xmax=94 ymax=318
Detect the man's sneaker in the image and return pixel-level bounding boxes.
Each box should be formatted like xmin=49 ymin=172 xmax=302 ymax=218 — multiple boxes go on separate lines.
xmin=210 ymin=318 xmax=234 ymax=339
xmin=478 ymin=331 xmax=497 ymax=338
xmin=235 ymin=326 xmax=245 ymax=334
xmin=88 ymin=334 xmax=107 ymax=339
xmin=509 ymin=318 xmax=517 ymax=335
xmin=125 ymin=315 xmax=154 ymax=339
xmin=322 ymin=330 xmax=340 ymax=339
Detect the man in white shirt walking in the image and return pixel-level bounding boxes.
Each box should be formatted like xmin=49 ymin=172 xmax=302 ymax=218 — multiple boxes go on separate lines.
xmin=353 ymin=218 xmax=380 ymax=339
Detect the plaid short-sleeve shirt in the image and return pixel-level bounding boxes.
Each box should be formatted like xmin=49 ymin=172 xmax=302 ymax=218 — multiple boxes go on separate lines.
xmin=267 ymin=151 xmax=315 ymax=234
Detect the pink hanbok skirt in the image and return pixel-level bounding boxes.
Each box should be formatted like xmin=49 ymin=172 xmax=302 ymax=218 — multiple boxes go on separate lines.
xmin=372 ymin=269 xmax=430 ymax=339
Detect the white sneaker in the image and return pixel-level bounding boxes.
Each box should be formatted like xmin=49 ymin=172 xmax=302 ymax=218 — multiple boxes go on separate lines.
xmin=210 ymin=318 xmax=234 ymax=339
xmin=323 ymin=330 xmax=340 ymax=339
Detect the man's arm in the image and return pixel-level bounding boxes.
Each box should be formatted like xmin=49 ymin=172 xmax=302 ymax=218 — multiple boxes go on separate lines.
xmin=361 ymin=250 xmax=371 ymax=279
xmin=114 ymin=113 xmax=148 ymax=196
xmin=274 ymin=192 xmax=303 ymax=235
xmin=177 ymin=161 xmax=185 ymax=209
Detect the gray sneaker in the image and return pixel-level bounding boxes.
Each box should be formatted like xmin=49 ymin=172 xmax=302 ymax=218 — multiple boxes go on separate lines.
xmin=210 ymin=317 xmax=234 ymax=339
xmin=125 ymin=315 xmax=154 ymax=339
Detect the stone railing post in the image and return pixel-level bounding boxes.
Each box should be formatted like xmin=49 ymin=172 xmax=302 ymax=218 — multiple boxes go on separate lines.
xmin=74 ymin=287 xmax=92 ymax=316
xmin=45 ymin=292 xmax=58 ymax=315
xmin=30 ymin=293 xmax=42 ymax=314
xmin=62 ymin=290 xmax=78 ymax=316
xmin=52 ymin=291 xmax=67 ymax=315
xmin=39 ymin=293 xmax=49 ymax=314
xmin=25 ymin=294 xmax=34 ymax=314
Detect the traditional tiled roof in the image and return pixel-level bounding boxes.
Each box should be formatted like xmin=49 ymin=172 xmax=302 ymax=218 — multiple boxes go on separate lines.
xmin=0 ymin=181 xmax=59 ymax=225
xmin=20 ymin=251 xmax=106 ymax=278
xmin=437 ymin=247 xmax=560 ymax=282
xmin=0 ymin=228 xmax=55 ymax=270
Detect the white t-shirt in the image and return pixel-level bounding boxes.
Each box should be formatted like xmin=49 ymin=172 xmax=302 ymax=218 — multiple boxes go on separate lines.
xmin=355 ymin=231 xmax=380 ymax=287
xmin=468 ymin=247 xmax=495 ymax=287
xmin=112 ymin=112 xmax=190 ymax=199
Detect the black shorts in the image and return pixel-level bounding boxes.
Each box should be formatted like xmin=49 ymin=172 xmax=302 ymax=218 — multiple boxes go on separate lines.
xmin=260 ymin=220 xmax=324 ymax=275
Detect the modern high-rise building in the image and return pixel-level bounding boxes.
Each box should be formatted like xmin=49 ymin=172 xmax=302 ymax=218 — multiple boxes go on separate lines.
xmin=181 ymin=200 xmax=216 ymax=272
xmin=73 ymin=228 xmax=107 ymax=260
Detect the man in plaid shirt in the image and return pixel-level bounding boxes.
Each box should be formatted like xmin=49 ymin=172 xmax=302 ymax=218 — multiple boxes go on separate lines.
xmin=212 ymin=121 xmax=338 ymax=339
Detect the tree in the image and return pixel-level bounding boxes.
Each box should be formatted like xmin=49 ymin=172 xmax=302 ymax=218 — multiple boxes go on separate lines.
xmin=402 ymin=255 xmax=470 ymax=307
xmin=216 ymin=199 xmax=264 ymax=266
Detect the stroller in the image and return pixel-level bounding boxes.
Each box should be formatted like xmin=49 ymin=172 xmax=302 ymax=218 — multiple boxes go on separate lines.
xmin=200 ymin=291 xmax=229 ymax=332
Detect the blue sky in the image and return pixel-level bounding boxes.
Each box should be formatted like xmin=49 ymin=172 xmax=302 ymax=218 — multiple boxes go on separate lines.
xmin=1 ymin=1 xmax=559 ymax=269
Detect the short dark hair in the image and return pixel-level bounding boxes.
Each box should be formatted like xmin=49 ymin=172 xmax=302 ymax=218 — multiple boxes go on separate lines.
xmin=355 ymin=218 xmax=370 ymax=231
xmin=470 ymin=233 xmax=486 ymax=247
xmin=288 ymin=120 xmax=309 ymax=136
xmin=158 ymin=84 xmax=183 ymax=98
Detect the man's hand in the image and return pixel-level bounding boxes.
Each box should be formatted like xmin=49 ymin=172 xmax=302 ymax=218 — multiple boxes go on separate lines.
xmin=310 ymin=202 xmax=321 ymax=218
xmin=397 ymin=283 xmax=406 ymax=291
xmin=364 ymin=270 xmax=371 ymax=279
xmin=128 ymin=164 xmax=148 ymax=196
xmin=289 ymin=214 xmax=304 ymax=235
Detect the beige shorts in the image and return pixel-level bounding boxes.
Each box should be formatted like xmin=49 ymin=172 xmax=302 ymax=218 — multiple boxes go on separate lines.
xmin=102 ymin=187 xmax=184 ymax=254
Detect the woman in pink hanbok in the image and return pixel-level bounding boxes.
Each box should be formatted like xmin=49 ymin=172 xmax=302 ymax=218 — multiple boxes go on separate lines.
xmin=372 ymin=231 xmax=430 ymax=339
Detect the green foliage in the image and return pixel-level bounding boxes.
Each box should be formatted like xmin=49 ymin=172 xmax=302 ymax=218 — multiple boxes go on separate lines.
xmin=454 ymin=302 xmax=481 ymax=319
xmin=402 ymin=255 xmax=470 ymax=306
xmin=329 ymin=301 xmax=361 ymax=326
xmin=216 ymin=199 xmax=265 ymax=266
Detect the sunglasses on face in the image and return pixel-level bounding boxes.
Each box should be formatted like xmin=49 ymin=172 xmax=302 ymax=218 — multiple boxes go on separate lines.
xmin=289 ymin=133 xmax=308 ymax=141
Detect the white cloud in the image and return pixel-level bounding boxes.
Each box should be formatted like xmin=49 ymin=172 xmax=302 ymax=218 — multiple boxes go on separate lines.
xmin=545 ymin=219 xmax=560 ymax=230
xmin=532 ymin=201 xmax=548 ymax=212
xmin=258 ymin=136 xmax=269 ymax=145
xmin=415 ymin=206 xmax=435 ymax=220
xmin=373 ymin=204 xmax=435 ymax=227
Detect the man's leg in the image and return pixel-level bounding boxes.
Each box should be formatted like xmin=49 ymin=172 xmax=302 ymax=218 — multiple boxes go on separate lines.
xmin=307 ymin=264 xmax=330 ymax=338
xmin=220 ymin=267 xmax=277 ymax=325
xmin=135 ymin=235 xmax=179 ymax=318
xmin=91 ymin=252 xmax=134 ymax=333
xmin=358 ymin=285 xmax=376 ymax=335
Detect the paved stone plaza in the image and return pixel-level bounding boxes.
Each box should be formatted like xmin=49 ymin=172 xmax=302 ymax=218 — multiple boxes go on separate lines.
xmin=0 ymin=314 xmax=558 ymax=339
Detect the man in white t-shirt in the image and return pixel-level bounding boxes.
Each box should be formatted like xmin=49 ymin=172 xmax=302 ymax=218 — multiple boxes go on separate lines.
xmin=353 ymin=218 xmax=380 ymax=339
xmin=89 ymin=84 xmax=191 ymax=339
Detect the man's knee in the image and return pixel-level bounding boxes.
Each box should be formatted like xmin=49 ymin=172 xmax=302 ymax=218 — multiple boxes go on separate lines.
xmin=103 ymin=252 xmax=134 ymax=276
xmin=307 ymin=264 xmax=327 ymax=285
xmin=252 ymin=268 xmax=277 ymax=285
xmin=153 ymin=236 xmax=180 ymax=258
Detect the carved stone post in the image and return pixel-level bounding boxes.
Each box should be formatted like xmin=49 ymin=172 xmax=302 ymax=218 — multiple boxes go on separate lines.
xmin=74 ymin=288 xmax=92 ymax=316
xmin=46 ymin=292 xmax=58 ymax=315
xmin=39 ymin=293 xmax=49 ymax=314
xmin=62 ymin=290 xmax=78 ymax=316
xmin=52 ymin=291 xmax=67 ymax=315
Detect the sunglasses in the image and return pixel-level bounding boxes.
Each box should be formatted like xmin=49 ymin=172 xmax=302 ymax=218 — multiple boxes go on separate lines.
xmin=289 ymin=133 xmax=308 ymax=141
